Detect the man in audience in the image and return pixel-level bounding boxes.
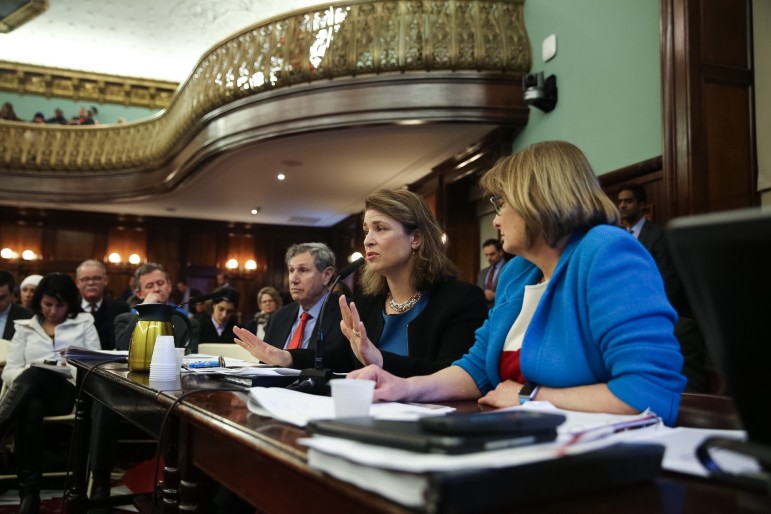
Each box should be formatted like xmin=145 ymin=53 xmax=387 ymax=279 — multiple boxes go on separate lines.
xmin=263 ymin=243 xmax=343 ymax=353
xmin=176 ymin=279 xmax=191 ymax=305
xmin=476 ymin=238 xmax=506 ymax=309
xmin=617 ymin=183 xmax=686 ymax=315
xmin=617 ymin=184 xmax=705 ymax=391
xmin=76 ymin=259 xmax=130 ymax=350
xmin=114 ymin=262 xmax=199 ymax=352
xmin=0 ymin=271 xmax=32 ymax=340
xmin=46 ymin=108 xmax=68 ymax=125
xmin=93 ymin=263 xmax=199 ymax=503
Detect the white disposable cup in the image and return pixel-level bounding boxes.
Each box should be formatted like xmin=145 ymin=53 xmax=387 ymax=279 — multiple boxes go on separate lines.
xmin=330 ymin=378 xmax=375 ymax=418
xmin=175 ymin=348 xmax=185 ymax=371
xmin=150 ymin=336 xmax=177 ymax=379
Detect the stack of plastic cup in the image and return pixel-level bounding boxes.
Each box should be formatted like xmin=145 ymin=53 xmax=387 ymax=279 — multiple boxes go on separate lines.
xmin=149 ymin=335 xmax=177 ymax=381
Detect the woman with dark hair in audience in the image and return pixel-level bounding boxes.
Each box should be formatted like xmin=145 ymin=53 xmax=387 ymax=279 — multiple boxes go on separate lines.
xmin=245 ymin=286 xmax=283 ymax=339
xmin=0 ymin=273 xmax=100 ymax=513
xmin=0 ymin=102 xmax=21 ymax=121
xmin=234 ymin=189 xmax=487 ymax=377
xmin=349 ymin=141 xmax=686 ymax=425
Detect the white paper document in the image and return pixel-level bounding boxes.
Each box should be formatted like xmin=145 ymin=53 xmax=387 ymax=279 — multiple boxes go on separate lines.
xmin=247 ymin=387 xmax=454 ymax=427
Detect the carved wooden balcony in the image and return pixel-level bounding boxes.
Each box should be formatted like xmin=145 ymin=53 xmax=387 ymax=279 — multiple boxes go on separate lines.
xmin=0 ymin=0 xmax=531 ymax=203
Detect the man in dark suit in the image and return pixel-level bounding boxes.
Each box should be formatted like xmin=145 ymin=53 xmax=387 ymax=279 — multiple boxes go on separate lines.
xmin=263 ymin=243 xmax=343 ymax=358
xmin=76 ymin=260 xmax=130 ymax=350
xmin=0 ymin=271 xmax=32 ymax=340
xmin=114 ymin=262 xmax=199 ymax=353
xmin=476 ymin=238 xmax=506 ymax=309
xmin=618 ymin=184 xmax=702 ymax=392
xmin=93 ymin=262 xmax=199 ymax=503
xmin=617 ymin=183 xmax=686 ymax=314
xmin=215 ymin=243 xmax=343 ymax=513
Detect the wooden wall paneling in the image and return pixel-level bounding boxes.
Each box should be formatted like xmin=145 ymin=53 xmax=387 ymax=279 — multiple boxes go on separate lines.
xmin=187 ymin=233 xmax=218 ymax=268
xmin=702 ymin=80 xmax=755 ymax=212
xmin=660 ymin=0 xmax=757 ymax=218
xmin=0 ymin=223 xmax=42 ymax=259
xmin=412 ymin=128 xmax=515 ymax=283
xmin=147 ymin=223 xmax=182 ymax=284
xmin=445 ymin=177 xmax=479 ymax=284
xmin=54 ymin=228 xmax=96 ymax=263
xmin=106 ymin=227 xmax=147 ymax=264
xmin=328 ymin=214 xmax=365 ymax=295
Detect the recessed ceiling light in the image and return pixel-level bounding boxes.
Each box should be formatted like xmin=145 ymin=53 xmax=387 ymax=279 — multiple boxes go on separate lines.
xmin=277 ymin=173 xmax=286 ymax=181
xmin=250 ymin=207 xmax=261 ymax=215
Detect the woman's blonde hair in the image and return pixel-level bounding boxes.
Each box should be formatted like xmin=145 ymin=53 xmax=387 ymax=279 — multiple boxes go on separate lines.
xmin=257 ymin=286 xmax=283 ymax=311
xmin=359 ymin=189 xmax=456 ymax=295
xmin=480 ymin=140 xmax=619 ymax=248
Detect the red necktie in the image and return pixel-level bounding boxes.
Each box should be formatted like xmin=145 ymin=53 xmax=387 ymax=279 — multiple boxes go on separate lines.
xmin=485 ymin=266 xmax=495 ymax=290
xmin=287 ymin=312 xmax=311 ymax=350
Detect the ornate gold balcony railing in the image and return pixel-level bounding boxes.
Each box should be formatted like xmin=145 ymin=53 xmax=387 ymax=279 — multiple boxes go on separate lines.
xmin=0 ymin=0 xmax=529 ymax=185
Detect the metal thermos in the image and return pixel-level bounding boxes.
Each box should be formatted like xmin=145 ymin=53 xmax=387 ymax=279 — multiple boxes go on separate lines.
xmin=128 ymin=303 xmax=186 ymax=371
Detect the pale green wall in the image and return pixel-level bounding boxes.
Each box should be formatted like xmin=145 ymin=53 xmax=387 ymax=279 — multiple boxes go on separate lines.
xmin=0 ymin=92 xmax=158 ymax=124
xmin=516 ymin=0 xmax=662 ymax=174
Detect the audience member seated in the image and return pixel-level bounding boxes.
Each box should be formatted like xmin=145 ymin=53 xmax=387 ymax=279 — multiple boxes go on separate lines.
xmin=114 ymin=263 xmax=199 ymax=353
xmin=0 ymin=274 xmax=100 ymax=514
xmin=76 ymin=259 xmax=130 ymax=350
xmin=45 ymin=108 xmax=68 ymax=125
xmin=235 ymin=190 xmax=487 ymax=377
xmin=617 ymin=183 xmax=688 ymax=316
xmin=0 ymin=271 xmax=33 ymax=341
xmin=19 ymin=275 xmax=42 ymax=310
xmin=0 ymin=102 xmax=20 ymax=121
xmin=348 ymin=141 xmax=687 ymax=426
xmin=199 ymin=288 xmax=238 ymax=344
xmin=69 ymin=106 xmax=97 ymax=126
xmin=245 ymin=286 xmax=282 ymax=339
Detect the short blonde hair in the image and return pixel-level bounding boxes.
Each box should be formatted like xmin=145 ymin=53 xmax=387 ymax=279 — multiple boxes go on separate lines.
xmin=480 ymin=141 xmax=619 ymax=248
xmin=359 ymin=189 xmax=456 ymax=295
xmin=257 ymin=286 xmax=283 ymax=310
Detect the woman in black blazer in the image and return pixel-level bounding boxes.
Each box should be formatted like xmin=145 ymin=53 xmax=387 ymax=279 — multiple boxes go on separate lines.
xmin=234 ymin=189 xmax=487 ymax=377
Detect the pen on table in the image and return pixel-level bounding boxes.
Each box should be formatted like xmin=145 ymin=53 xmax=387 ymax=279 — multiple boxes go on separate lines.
xmin=563 ymin=411 xmax=661 ymax=447
xmin=186 ymin=356 xmax=226 ymax=369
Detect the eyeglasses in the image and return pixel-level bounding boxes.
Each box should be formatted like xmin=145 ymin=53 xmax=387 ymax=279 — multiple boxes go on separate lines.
xmin=78 ymin=276 xmax=105 ymax=284
xmin=489 ymin=195 xmax=505 ymax=216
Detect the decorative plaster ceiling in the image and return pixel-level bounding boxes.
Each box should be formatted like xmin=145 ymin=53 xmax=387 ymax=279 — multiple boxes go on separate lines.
xmin=0 ymin=0 xmax=325 ymax=82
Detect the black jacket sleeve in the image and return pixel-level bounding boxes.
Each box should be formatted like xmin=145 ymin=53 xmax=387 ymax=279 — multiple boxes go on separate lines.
xmin=345 ymin=279 xmax=487 ymax=377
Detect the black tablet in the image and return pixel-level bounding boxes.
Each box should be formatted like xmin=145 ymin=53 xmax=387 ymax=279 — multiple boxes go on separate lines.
xmin=308 ymin=412 xmax=563 ymax=455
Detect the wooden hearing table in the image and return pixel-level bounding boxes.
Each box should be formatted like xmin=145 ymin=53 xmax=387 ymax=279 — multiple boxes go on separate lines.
xmin=61 ymin=361 xmax=771 ymax=513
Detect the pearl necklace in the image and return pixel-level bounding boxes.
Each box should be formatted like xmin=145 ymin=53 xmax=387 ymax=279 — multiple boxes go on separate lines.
xmin=388 ymin=291 xmax=422 ymax=313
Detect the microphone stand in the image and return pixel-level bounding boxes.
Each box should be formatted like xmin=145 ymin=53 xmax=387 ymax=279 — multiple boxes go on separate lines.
xmin=286 ymin=257 xmax=365 ymax=395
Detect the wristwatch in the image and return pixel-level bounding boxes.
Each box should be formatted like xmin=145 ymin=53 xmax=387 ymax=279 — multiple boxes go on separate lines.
xmin=518 ymin=382 xmax=540 ymax=405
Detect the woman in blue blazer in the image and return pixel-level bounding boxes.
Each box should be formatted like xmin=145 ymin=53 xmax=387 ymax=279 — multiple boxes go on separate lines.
xmin=349 ymin=141 xmax=686 ymax=426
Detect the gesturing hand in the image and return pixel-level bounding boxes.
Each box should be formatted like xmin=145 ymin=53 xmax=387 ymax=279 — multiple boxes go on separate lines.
xmin=338 ymin=295 xmax=383 ymax=368
xmin=233 ymin=326 xmax=293 ymax=368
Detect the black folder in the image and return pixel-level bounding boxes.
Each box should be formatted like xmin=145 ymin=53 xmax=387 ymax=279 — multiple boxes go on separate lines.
xmin=309 ymin=415 xmax=560 ymax=455
xmin=426 ymin=443 xmax=665 ymax=512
